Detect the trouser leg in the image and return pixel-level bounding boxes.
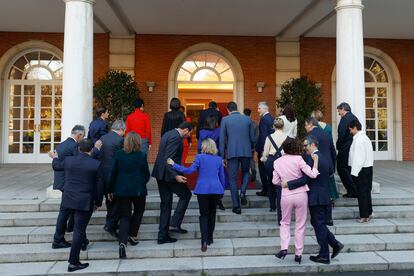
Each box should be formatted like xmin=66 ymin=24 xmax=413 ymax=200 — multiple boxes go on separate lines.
xmin=157 ymin=180 xmax=173 ymax=240
xmin=227 ymin=158 xmax=240 ymax=208
xmin=129 ymin=196 xmax=146 ymax=237
xmin=117 ymin=197 xmax=132 ymax=245
xmin=54 ymin=204 xmax=72 ymax=242
xmin=170 ymin=182 xmax=192 ymax=228
xmin=68 ymin=210 xmax=90 ymax=264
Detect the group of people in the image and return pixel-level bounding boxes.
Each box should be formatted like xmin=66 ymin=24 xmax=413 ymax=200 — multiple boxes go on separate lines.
xmin=48 ymin=96 xmax=374 ymax=272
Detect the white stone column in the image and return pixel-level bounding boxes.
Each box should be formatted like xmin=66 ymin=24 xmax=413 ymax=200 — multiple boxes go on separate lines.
xmin=61 ymin=0 xmax=95 ymax=139
xmin=335 ymin=0 xmax=365 ymax=129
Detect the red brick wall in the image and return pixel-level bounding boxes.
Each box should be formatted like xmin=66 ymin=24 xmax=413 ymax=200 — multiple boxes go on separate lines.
xmin=300 ymin=37 xmax=414 ymax=161
xmin=136 ymin=34 xmax=276 ymax=162
xmin=0 ymin=32 xmax=109 ymax=82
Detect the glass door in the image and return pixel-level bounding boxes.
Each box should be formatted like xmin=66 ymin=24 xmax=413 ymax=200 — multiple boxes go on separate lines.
xmin=365 ymin=84 xmax=393 ymax=160
xmin=6 ymin=82 xmax=62 ymax=163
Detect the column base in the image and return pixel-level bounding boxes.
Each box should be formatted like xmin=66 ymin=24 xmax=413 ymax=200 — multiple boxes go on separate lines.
xmin=46 ymin=185 xmax=62 ymax=199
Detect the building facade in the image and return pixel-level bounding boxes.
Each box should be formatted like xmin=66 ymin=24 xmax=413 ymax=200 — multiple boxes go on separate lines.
xmin=0 ymin=0 xmax=413 ymax=163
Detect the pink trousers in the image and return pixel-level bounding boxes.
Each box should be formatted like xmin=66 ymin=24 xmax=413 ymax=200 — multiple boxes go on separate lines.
xmin=279 ymin=192 xmax=308 ymax=256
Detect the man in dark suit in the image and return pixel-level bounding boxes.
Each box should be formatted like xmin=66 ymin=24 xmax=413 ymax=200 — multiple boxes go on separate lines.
xmin=51 ymin=125 xmax=85 ymax=249
xmin=255 ymin=102 xmax=274 ymax=198
xmin=99 ymin=120 xmax=125 ymax=236
xmin=336 ymin=102 xmax=359 ymax=198
xmin=87 ymin=107 xmax=109 ymax=143
xmin=286 ymin=136 xmax=344 ymax=264
xmin=152 ymin=122 xmax=193 ymax=244
xmin=305 ymin=117 xmax=336 ymax=225
xmin=50 ymin=139 xmax=105 ymax=272
xmin=219 ymin=102 xmax=256 ymax=214
xmin=197 ymin=101 xmax=222 ymax=139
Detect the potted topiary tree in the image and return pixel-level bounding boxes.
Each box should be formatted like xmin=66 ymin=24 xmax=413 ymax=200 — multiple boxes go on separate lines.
xmin=93 ymin=70 xmax=140 ymax=121
xmin=276 ymin=75 xmax=324 ymax=138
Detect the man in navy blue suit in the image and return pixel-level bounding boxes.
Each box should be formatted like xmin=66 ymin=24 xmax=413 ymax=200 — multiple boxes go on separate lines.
xmin=219 ymin=102 xmax=256 ymax=214
xmin=255 ymin=102 xmax=274 ymax=201
xmin=87 ymin=107 xmax=109 ymax=143
xmin=305 ymin=117 xmax=336 ymax=225
xmin=286 ymin=136 xmax=343 ymax=264
xmin=51 ymin=125 xmax=85 ymax=249
xmin=50 ymin=139 xmax=105 ymax=272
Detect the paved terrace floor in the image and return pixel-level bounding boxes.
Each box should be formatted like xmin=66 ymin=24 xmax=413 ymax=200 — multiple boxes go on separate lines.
xmin=0 ymin=161 xmax=413 ymax=200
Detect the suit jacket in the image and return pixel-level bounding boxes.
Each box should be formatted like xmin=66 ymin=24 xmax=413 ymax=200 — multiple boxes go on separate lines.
xmin=87 ymin=118 xmax=108 ymax=143
xmin=172 ymin=153 xmax=226 ymax=195
xmin=152 ymin=129 xmax=184 ymax=182
xmin=336 ymin=111 xmax=359 ymax=154
xmin=108 ymin=150 xmax=150 ymax=196
xmin=53 ymin=137 xmax=78 ymax=191
xmin=52 ymin=153 xmax=105 ymax=211
xmin=256 ymin=112 xmax=274 ymax=152
xmin=161 ymin=110 xmax=186 ymax=136
xmin=99 ymin=131 xmax=124 ymax=182
xmin=308 ymin=127 xmax=336 ymax=171
xmin=288 ymin=151 xmax=332 ymax=206
xmin=197 ymin=108 xmax=222 ymax=139
xmin=219 ymin=112 xmax=256 ymax=159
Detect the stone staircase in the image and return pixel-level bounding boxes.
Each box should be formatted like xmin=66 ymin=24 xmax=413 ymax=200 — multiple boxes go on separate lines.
xmin=1 ymin=186 xmax=414 ymax=275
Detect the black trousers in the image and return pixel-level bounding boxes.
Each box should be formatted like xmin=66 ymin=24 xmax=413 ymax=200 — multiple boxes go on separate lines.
xmin=104 ymin=195 xmax=119 ymax=231
xmin=197 ymin=194 xmax=221 ymax=244
xmin=257 ymin=152 xmax=268 ymax=193
xmin=117 ymin=196 xmax=146 ymax=245
xmin=337 ymin=152 xmax=357 ymax=196
xmin=265 ymin=162 xmax=281 ymax=223
xmin=352 ymin=167 xmax=373 ymax=219
xmin=68 ymin=209 xmax=93 ymax=265
xmin=310 ymin=205 xmax=339 ymax=259
xmin=157 ymin=179 xmax=192 ymax=240
xmin=54 ymin=203 xmax=74 ymax=242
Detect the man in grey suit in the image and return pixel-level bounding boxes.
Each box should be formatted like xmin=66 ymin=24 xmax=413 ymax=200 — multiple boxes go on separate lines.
xmin=99 ymin=120 xmax=125 ymax=236
xmin=220 ymin=102 xmax=256 ymax=214
xmin=152 ymin=122 xmax=193 ymax=244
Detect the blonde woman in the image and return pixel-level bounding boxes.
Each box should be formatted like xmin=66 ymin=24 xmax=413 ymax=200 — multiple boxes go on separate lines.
xmin=108 ymin=132 xmax=150 ymax=259
xmin=168 ymin=138 xmax=225 ymax=252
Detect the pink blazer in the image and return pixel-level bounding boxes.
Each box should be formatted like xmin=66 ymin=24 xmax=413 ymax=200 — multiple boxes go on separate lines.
xmin=272 ymin=154 xmax=319 ymax=197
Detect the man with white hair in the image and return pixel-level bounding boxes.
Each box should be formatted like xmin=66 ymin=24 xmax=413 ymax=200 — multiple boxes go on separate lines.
xmin=255 ymin=102 xmax=274 ymax=199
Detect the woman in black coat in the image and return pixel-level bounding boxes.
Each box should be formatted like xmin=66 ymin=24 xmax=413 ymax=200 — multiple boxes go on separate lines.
xmin=161 ymin=97 xmax=186 ymax=136
xmin=108 ymin=132 xmax=150 ymax=259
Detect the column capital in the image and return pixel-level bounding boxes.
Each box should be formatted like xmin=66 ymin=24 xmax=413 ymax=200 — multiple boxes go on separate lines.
xmin=335 ymin=0 xmax=364 ymax=11
xmin=63 ymin=0 xmax=95 ymax=5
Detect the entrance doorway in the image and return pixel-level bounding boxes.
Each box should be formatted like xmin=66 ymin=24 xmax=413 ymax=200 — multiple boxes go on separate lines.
xmin=3 ymin=50 xmax=63 ymax=163
xmin=176 ymin=52 xmax=235 ymax=162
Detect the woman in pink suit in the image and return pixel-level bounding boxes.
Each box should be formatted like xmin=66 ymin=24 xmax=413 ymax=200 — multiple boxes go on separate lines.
xmin=272 ymin=138 xmax=319 ymax=264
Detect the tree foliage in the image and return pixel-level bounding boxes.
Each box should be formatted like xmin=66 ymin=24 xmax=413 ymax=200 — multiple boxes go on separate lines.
xmin=276 ymin=75 xmax=324 ymax=138
xmin=93 ymin=70 xmax=140 ymax=121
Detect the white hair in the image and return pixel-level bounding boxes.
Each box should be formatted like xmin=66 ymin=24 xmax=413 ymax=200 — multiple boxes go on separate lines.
xmin=258 ymin=101 xmax=269 ymax=110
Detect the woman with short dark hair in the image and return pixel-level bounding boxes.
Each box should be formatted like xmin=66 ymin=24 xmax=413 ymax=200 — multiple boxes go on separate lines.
xmin=108 ymin=132 xmax=150 ymax=259
xmin=161 ymin=98 xmax=186 ymax=136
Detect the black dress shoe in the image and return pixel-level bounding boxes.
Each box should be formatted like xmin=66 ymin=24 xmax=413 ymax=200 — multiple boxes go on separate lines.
xmin=157 ymin=236 xmax=178 ymax=244
xmin=326 ymin=220 xmax=334 ymax=226
xmin=207 ymin=238 xmax=214 ymax=245
xmin=170 ymin=226 xmax=188 ymax=234
xmin=310 ymin=255 xmax=330 ymax=264
xmin=232 ymin=207 xmax=242 ymax=214
xmin=240 ymin=194 xmax=247 ymax=206
xmin=343 ymin=193 xmax=358 ymax=198
xmin=128 ymin=236 xmax=139 ymax=246
xmin=217 ymin=201 xmax=225 ymax=211
xmin=201 ymin=242 xmax=207 ymax=252
xmin=332 ymin=242 xmax=344 ymax=259
xmin=119 ymin=243 xmax=127 ymax=259
xmin=52 ymin=240 xmax=71 ymax=249
xmin=103 ymin=226 xmax=119 ymax=238
xmin=256 ymin=191 xmax=268 ymax=197
xmin=81 ymin=239 xmax=89 ymax=251
xmin=68 ymin=262 xmax=89 ymax=272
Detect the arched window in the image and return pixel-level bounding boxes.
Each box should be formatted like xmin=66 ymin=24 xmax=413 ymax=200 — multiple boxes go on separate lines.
xmin=364 ymin=56 xmax=390 ymax=154
xmin=8 ymin=51 xmax=63 ymax=81
xmin=177 ymin=52 xmax=234 ymax=90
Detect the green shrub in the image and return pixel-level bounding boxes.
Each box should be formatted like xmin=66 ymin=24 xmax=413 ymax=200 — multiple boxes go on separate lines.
xmin=276 ymin=75 xmax=324 ymax=138
xmin=93 ymin=70 xmax=140 ymax=121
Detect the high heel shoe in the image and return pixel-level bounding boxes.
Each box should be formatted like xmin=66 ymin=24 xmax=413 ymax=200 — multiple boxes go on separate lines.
xmin=295 ymin=255 xmax=302 ymax=264
xmin=119 ymin=243 xmax=127 ymax=259
xmin=275 ymin=249 xmax=288 ymax=259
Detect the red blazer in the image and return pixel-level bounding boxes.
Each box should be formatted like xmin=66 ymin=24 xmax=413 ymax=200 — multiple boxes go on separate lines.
xmin=126 ymin=109 xmax=152 ymax=145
